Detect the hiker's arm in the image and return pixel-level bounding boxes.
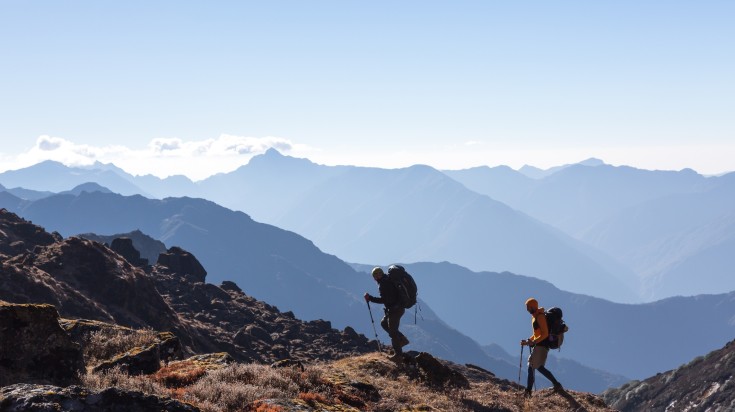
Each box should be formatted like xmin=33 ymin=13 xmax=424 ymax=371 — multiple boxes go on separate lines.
xmin=368 ymin=287 xmax=385 ymax=304
xmin=368 ymin=295 xmax=384 ymax=304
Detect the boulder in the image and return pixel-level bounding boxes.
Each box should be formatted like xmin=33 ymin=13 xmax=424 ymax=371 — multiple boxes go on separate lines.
xmin=0 ymin=383 xmax=200 ymax=412
xmin=156 ymin=246 xmax=207 ymax=283
xmin=110 ymin=237 xmax=148 ymax=267
xmin=413 ymin=352 xmax=470 ymax=389
xmin=0 ymin=301 xmax=84 ymax=386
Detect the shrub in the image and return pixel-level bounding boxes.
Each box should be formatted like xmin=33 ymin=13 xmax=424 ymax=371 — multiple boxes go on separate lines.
xmin=83 ymin=327 xmax=159 ymax=366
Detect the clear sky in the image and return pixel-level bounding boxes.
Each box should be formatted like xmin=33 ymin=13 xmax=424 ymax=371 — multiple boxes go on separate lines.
xmin=1 ymin=1 xmax=733 ymax=180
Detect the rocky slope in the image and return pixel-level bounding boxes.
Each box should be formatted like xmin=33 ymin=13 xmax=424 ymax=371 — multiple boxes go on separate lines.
xmin=0 ymin=208 xmax=621 ymax=411
xmin=0 ymin=301 xmax=616 ymax=412
xmin=603 ymin=338 xmax=735 ymax=411
xmin=0 ymin=208 xmax=376 ymax=364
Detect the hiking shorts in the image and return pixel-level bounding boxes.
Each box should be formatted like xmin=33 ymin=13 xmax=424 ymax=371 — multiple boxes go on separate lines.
xmin=528 ymin=345 xmax=549 ymax=369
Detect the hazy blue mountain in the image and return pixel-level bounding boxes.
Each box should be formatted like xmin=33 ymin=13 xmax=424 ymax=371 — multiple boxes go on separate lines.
xmin=1 ymin=191 xmax=536 ymax=385
xmin=0 ymin=191 xmax=25 ymax=212
xmin=442 ymin=165 xmax=535 ymax=207
xmin=0 ymin=160 xmax=148 ymax=196
xmin=0 ymin=183 xmax=53 ymax=201
xmin=582 ymin=174 xmax=735 ymax=299
xmin=518 ymin=158 xmax=606 ymax=179
xmin=400 ymin=261 xmax=735 ymax=381
xmin=133 ymin=173 xmax=201 ymax=199
xmin=0 ymin=160 xmax=199 ymax=200
xmin=6 ymin=156 xmax=731 ymax=303
xmin=448 ymin=163 xmax=712 ymax=238
xmin=59 ymin=182 xmax=113 ymax=196
xmin=200 ymin=151 xmax=638 ymax=303
xmin=197 ymin=148 xmax=347 ymax=221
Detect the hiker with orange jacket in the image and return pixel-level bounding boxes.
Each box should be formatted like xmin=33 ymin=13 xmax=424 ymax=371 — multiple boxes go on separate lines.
xmin=521 ymin=297 xmax=563 ymax=397
xmin=364 ymin=266 xmax=409 ymax=360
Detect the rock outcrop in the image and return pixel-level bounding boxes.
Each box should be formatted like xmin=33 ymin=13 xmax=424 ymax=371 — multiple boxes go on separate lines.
xmin=151 ymin=253 xmax=377 ymax=364
xmin=603 ymin=338 xmax=735 ymax=411
xmin=1 ymin=211 xmax=377 ymax=371
xmin=110 ymin=237 xmax=149 ymax=267
xmin=0 ymin=208 xmax=60 ymax=258
xmin=0 ymin=384 xmax=200 ymax=412
xmin=79 ymin=229 xmax=167 ymax=267
xmin=156 ymin=246 xmax=207 ymax=283
xmin=0 ymin=301 xmax=84 ymax=386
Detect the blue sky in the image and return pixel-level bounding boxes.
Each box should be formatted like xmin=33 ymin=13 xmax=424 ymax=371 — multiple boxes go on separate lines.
xmin=1 ymin=1 xmax=733 ymax=179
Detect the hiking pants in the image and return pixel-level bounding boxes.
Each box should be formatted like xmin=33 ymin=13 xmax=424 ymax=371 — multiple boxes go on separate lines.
xmin=526 ymin=346 xmax=560 ymax=390
xmin=381 ymin=307 xmax=406 ymax=354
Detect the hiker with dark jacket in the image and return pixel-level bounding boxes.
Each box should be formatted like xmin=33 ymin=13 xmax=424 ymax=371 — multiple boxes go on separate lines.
xmin=521 ymin=297 xmax=563 ymax=397
xmin=364 ymin=266 xmax=409 ymax=360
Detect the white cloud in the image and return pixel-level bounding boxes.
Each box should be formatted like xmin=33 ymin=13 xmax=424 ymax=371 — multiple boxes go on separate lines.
xmin=2 ymin=134 xmax=306 ymax=180
xmin=1 ymin=135 xmax=733 ymax=179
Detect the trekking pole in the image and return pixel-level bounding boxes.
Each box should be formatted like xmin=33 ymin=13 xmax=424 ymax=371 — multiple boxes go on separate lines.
xmin=518 ymin=344 xmax=524 ymax=384
xmin=366 ymin=301 xmax=381 ymax=352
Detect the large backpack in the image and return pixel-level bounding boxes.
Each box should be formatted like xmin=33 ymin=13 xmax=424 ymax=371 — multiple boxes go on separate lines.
xmin=544 ymin=307 xmax=568 ymax=350
xmin=387 ymin=264 xmax=418 ymax=309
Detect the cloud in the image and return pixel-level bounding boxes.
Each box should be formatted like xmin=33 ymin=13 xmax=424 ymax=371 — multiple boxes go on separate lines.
xmin=37 ymin=135 xmax=65 ymax=151
xmin=3 ymin=134 xmax=305 ymax=180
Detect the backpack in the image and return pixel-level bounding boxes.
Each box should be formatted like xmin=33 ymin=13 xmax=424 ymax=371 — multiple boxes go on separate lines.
xmin=387 ymin=264 xmax=418 ymax=309
xmin=544 ymin=307 xmax=568 ymax=350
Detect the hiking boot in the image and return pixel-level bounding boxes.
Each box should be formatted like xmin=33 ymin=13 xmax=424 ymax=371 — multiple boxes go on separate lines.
xmin=553 ymin=382 xmax=564 ymax=392
xmin=399 ymin=336 xmax=410 ymax=347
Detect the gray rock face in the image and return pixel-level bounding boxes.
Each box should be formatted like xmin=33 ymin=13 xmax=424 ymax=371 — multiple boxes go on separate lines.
xmin=0 ymin=384 xmax=200 ymax=412
xmin=0 ymin=209 xmax=60 ymax=258
xmin=156 ymin=246 xmax=207 ymax=283
xmin=110 ymin=237 xmax=148 ymax=267
xmin=0 ymin=301 xmax=84 ymax=386
xmin=603 ymin=339 xmax=735 ymax=412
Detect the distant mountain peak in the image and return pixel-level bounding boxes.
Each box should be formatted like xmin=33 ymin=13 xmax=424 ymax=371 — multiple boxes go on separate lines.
xmin=578 ymin=158 xmax=606 ymax=167
xmin=519 ymin=158 xmax=607 ymax=179
xmin=246 ymin=148 xmax=316 ymax=170
xmin=264 ymin=147 xmax=284 ymax=157
xmin=62 ymin=182 xmax=113 ymax=196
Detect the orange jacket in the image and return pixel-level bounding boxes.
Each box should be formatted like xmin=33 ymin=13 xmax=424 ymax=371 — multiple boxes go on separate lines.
xmin=529 ymin=307 xmax=549 ymax=345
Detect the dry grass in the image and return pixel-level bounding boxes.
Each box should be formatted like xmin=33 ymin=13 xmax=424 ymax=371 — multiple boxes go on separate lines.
xmin=82 ymin=365 xmax=168 ymax=395
xmin=80 ymin=353 xmax=615 ymax=412
xmin=82 ymin=327 xmax=160 ymax=367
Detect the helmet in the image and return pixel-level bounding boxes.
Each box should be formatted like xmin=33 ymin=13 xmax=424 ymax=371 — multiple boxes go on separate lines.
xmin=525 ymin=298 xmax=538 ymax=310
xmin=371 ymin=267 xmax=384 ymax=278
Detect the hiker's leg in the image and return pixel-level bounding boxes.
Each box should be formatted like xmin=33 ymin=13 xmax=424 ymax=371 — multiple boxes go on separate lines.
xmin=528 ymin=346 xmax=548 ymax=370
xmin=386 ymin=308 xmax=405 ymax=354
xmin=538 ymin=366 xmax=561 ymax=386
xmin=380 ymin=312 xmax=390 ymax=334
xmin=526 ymin=366 xmax=535 ymax=390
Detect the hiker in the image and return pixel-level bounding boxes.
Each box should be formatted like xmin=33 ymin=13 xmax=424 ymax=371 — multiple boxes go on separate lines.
xmin=521 ymin=297 xmax=563 ymax=397
xmin=364 ymin=266 xmax=409 ymax=360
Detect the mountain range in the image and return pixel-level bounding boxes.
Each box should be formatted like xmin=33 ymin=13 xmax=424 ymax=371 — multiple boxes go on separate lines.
xmin=2 ymin=189 xmax=734 ymax=386
xmin=1 ymin=153 xmax=642 ymax=303
xmin=445 ymin=161 xmax=735 ymax=300
xmin=2 ymin=197 xmax=732 ymax=410
xmin=4 ymin=152 xmax=732 ymax=303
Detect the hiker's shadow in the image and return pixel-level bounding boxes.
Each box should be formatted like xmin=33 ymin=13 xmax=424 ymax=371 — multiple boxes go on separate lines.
xmin=556 ymin=389 xmax=588 ymax=412
xmin=460 ymin=398 xmax=496 ymax=412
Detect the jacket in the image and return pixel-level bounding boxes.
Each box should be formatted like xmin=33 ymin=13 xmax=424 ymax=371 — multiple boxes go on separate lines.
xmin=529 ymin=307 xmax=550 ymax=347
xmin=368 ymin=276 xmax=401 ymax=310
